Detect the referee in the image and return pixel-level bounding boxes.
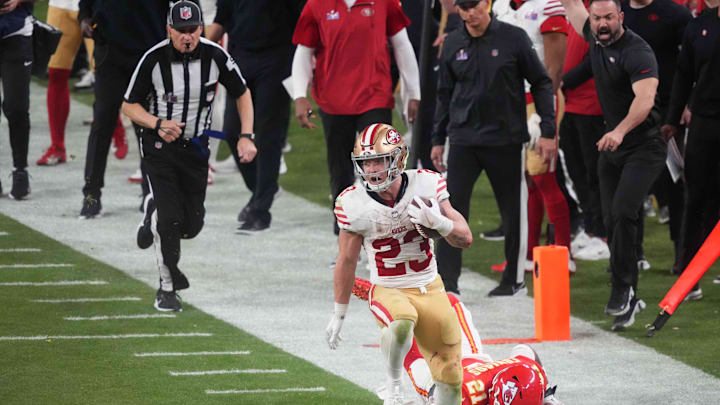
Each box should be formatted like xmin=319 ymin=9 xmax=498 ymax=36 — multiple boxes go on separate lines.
xmin=562 ymin=0 xmax=666 ymax=330
xmin=121 ymin=1 xmax=256 ymax=312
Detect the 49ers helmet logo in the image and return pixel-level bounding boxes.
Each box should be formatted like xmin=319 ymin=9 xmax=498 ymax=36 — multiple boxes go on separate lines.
xmin=180 ymin=6 xmax=193 ymax=20
xmin=386 ymin=129 xmax=401 ymax=145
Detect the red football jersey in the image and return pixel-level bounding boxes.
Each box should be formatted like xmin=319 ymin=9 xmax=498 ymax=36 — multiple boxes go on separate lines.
xmin=461 ymin=356 xmax=548 ymax=405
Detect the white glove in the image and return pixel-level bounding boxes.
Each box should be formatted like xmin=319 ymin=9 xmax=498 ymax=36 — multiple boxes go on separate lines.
xmin=407 ymin=196 xmax=453 ymax=237
xmin=527 ymin=113 xmax=542 ymax=150
xmin=325 ymin=303 xmax=347 ymax=350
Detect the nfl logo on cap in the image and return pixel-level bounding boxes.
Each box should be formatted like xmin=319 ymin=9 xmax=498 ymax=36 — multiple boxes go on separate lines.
xmin=180 ymin=6 xmax=192 ymax=20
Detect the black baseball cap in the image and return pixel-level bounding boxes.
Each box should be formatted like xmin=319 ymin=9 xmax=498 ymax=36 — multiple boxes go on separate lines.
xmin=168 ymin=1 xmax=203 ymax=30
xmin=454 ymin=0 xmax=481 ymax=5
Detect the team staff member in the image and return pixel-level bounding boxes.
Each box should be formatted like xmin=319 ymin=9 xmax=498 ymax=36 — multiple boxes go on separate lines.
xmin=562 ymin=0 xmax=665 ymax=331
xmin=0 ymin=0 xmax=34 ymax=200
xmin=122 ymin=1 xmax=255 ymax=312
xmin=77 ymin=0 xmax=200 ymax=218
xmin=662 ymin=3 xmax=720 ymax=287
xmin=207 ymin=0 xmax=305 ymax=233
xmin=291 ymin=0 xmax=421 ymax=235
xmin=431 ymin=0 xmax=556 ymax=297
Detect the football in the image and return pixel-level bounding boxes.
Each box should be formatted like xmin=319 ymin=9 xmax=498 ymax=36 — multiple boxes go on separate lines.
xmin=410 ymin=196 xmax=444 ymax=240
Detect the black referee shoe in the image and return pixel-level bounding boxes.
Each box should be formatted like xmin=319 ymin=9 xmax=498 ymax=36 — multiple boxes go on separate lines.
xmin=154 ymin=289 xmax=182 ymax=312
xmin=9 ymin=169 xmax=30 ymax=200
xmin=488 ymin=282 xmax=527 ymax=297
xmin=605 ymin=285 xmax=634 ymax=316
xmin=79 ymin=194 xmax=102 ymax=219
xmin=480 ymin=225 xmax=504 ymax=241
xmin=611 ymin=297 xmax=645 ymax=331
xmin=236 ymin=216 xmax=270 ymax=234
xmin=137 ymin=194 xmax=155 ymax=249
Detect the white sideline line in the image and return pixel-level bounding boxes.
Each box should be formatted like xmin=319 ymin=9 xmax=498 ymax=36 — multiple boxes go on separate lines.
xmin=134 ymin=351 xmax=249 ymax=357
xmin=0 ymin=248 xmax=41 ymax=252
xmin=0 ymin=280 xmax=107 ymax=286
xmin=0 ymin=333 xmax=212 ymax=341
xmin=170 ymin=369 xmax=286 ymax=376
xmin=206 ymin=387 xmax=326 ymax=395
xmin=0 ymin=263 xmax=74 ymax=269
xmin=31 ymin=297 xmax=141 ymax=303
xmin=66 ymin=314 xmax=176 ymax=321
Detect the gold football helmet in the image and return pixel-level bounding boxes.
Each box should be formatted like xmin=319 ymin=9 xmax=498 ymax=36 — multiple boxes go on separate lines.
xmin=351 ymin=123 xmax=408 ymax=192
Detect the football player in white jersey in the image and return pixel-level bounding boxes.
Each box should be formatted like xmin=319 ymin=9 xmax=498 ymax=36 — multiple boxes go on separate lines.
xmin=325 ymin=123 xmax=473 ymax=405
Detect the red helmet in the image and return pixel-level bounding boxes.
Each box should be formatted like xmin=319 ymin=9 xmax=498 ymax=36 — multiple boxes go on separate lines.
xmin=489 ymin=364 xmax=544 ymax=405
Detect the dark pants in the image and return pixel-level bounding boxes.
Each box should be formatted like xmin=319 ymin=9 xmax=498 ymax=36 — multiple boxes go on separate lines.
xmin=83 ymin=44 xmax=142 ymax=198
xmin=437 ymin=143 xmax=527 ymax=293
xmin=224 ymin=45 xmax=293 ymax=225
xmin=679 ymin=114 xmax=720 ymax=271
xmin=142 ymin=133 xmax=208 ymax=290
xmin=558 ymin=113 xmax=606 ymax=236
xmin=318 ymin=108 xmax=392 ymax=233
xmin=598 ymin=134 xmax=666 ymax=291
xmin=0 ymin=35 xmax=32 ymax=169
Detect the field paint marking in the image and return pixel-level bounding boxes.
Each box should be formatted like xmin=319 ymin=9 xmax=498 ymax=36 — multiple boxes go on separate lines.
xmin=0 ymin=333 xmax=212 ymax=341
xmin=134 ymin=351 xmax=249 ymax=357
xmin=0 ymin=263 xmax=74 ymax=269
xmin=0 ymin=232 xmax=8 ymax=236
xmin=206 ymin=387 xmax=326 ymax=395
xmin=1 ymin=280 xmax=107 ymax=286
xmin=66 ymin=314 xmax=176 ymax=321
xmin=31 ymin=297 xmax=142 ymax=303
xmin=0 ymin=248 xmax=41 ymax=252
xmin=170 ymin=369 xmax=286 ymax=376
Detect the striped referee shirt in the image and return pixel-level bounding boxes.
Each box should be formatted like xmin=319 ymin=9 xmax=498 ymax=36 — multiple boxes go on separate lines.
xmin=124 ymin=37 xmax=247 ymax=140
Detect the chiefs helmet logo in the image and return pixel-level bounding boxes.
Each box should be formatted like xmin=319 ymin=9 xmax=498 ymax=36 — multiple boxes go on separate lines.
xmin=501 ymin=380 xmax=519 ymax=405
xmin=386 ymin=129 xmax=401 ymax=145
xmin=180 ymin=6 xmax=193 ymax=20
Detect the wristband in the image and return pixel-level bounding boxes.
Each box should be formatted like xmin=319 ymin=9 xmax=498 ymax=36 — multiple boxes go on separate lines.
xmin=238 ymin=133 xmax=255 ymax=141
xmin=154 ymin=118 xmax=162 ymax=132
xmin=333 ymin=302 xmax=348 ymax=317
xmin=436 ymin=216 xmax=454 ymax=237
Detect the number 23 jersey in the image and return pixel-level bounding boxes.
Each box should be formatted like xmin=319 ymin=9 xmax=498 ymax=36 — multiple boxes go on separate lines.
xmin=334 ymin=169 xmax=449 ymax=289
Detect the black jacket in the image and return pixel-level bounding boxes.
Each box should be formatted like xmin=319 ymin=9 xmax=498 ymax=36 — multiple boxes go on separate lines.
xmin=78 ymin=0 xmax=199 ymax=55
xmin=432 ymin=17 xmax=555 ymax=147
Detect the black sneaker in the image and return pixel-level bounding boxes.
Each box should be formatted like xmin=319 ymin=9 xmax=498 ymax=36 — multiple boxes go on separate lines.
xmin=605 ymin=285 xmax=634 ymax=316
xmin=137 ymin=194 xmax=155 ymax=249
xmin=611 ymin=297 xmax=645 ymax=331
xmin=236 ymin=216 xmax=269 ymax=234
xmin=488 ymin=282 xmax=527 ymax=297
xmin=480 ymin=225 xmax=504 ymax=241
xmin=683 ymin=284 xmax=703 ymax=302
xmin=154 ymin=289 xmax=182 ymax=312
xmin=237 ymin=205 xmax=252 ymax=224
xmin=9 ymin=169 xmax=30 ymax=200
xmin=79 ymin=194 xmax=102 ymax=219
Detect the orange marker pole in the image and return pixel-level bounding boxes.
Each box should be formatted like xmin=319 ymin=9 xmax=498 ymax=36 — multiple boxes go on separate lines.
xmin=533 ymin=245 xmax=571 ymax=341
xmin=647 ymin=220 xmax=720 ymax=336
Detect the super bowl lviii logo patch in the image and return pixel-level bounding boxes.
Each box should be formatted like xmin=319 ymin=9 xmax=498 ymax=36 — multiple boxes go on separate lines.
xmin=456 ymin=49 xmax=468 ymax=61
xmin=326 ymin=9 xmax=339 ymax=20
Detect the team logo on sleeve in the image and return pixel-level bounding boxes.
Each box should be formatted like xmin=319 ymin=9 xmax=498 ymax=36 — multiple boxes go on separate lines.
xmin=386 ymin=129 xmax=401 ymax=145
xmin=361 ymin=8 xmax=375 ymax=17
xmin=180 ymin=6 xmax=193 ymax=20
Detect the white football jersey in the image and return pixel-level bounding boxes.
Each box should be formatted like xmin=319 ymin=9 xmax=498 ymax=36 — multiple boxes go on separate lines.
xmin=335 ymin=170 xmax=449 ymax=289
xmin=495 ymin=0 xmax=566 ymax=92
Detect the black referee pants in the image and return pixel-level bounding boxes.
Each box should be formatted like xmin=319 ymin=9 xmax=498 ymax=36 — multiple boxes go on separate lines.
xmin=319 ymin=108 xmax=392 ymax=234
xmin=142 ymin=133 xmax=208 ymax=291
xmin=437 ymin=143 xmax=528 ymax=293
xmin=83 ymin=45 xmax=142 ymax=198
xmin=679 ymin=114 xmax=720 ymax=271
xmin=558 ymin=113 xmax=606 ymax=237
xmin=598 ymin=134 xmax=665 ymax=291
xmin=224 ymin=45 xmax=293 ymax=226
xmin=0 ymin=35 xmax=32 ymax=170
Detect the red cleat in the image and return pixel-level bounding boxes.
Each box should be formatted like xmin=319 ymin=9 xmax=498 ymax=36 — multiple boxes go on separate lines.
xmin=490 ymin=260 xmax=507 ymax=273
xmin=37 ymin=146 xmax=67 ymax=166
xmin=352 ymin=277 xmax=372 ymax=301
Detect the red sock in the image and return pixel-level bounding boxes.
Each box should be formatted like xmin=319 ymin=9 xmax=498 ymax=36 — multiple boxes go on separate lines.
xmin=47 ymin=68 xmax=71 ymax=151
xmin=527 ymin=183 xmax=545 ymax=259
xmin=403 ymin=341 xmax=424 ymax=370
xmin=113 ymin=116 xmax=126 ymax=142
xmin=533 ymin=172 xmax=571 ymax=249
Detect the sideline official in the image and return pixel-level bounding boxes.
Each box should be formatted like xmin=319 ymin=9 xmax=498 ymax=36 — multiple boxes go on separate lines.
xmin=122 ymin=1 xmax=255 ymax=312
